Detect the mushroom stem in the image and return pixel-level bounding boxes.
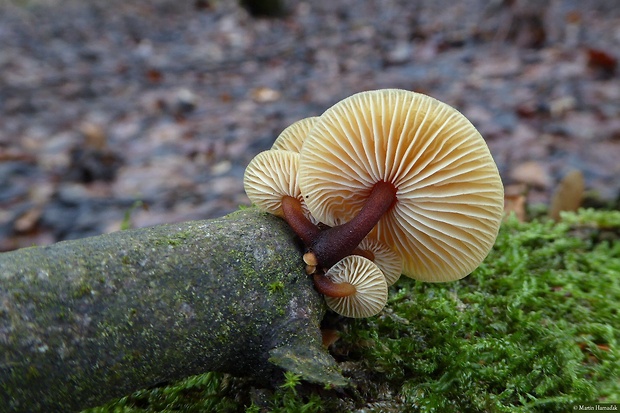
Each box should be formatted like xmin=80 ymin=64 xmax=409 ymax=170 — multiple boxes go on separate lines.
xmin=312 ymin=273 xmax=356 ymax=297
xmin=281 ymin=195 xmax=321 ymax=246
xmin=310 ymin=180 xmax=397 ymax=269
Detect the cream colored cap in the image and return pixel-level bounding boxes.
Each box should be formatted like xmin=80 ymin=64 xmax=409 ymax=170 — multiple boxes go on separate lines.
xmin=271 ymin=116 xmax=319 ymax=153
xmin=323 ymin=255 xmax=388 ymax=318
xmin=299 ymin=89 xmax=504 ymax=282
xmin=243 ymin=150 xmax=307 ymax=218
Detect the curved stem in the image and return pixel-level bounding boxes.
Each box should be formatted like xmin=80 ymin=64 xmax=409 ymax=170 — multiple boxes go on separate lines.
xmin=310 ymin=181 xmax=397 ymax=269
xmin=281 ymin=196 xmax=321 ymax=246
xmin=313 ymin=273 xmax=356 ymax=297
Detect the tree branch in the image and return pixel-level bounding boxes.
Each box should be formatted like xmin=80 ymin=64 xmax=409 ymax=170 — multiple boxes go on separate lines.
xmin=0 ymin=208 xmax=347 ymax=413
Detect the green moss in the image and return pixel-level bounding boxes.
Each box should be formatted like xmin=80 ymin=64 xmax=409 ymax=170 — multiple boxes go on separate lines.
xmin=120 ymin=200 xmax=145 ymax=231
xmin=560 ymin=208 xmax=620 ymax=229
xmin=72 ymin=282 xmax=93 ymax=299
xmin=337 ymin=212 xmax=620 ymax=412
xmin=26 ymin=366 xmax=41 ymax=380
xmin=84 ymin=209 xmax=620 ymax=412
xmin=268 ymin=281 xmax=285 ymax=294
xmin=153 ymin=231 xmax=191 ymax=247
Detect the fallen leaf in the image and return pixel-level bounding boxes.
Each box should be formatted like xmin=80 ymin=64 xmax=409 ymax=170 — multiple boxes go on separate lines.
xmin=321 ymin=329 xmax=340 ymax=348
xmin=586 ymin=48 xmax=617 ymax=78
xmin=0 ymin=150 xmax=36 ymax=163
xmin=510 ymin=161 xmax=551 ymax=188
xmin=79 ymin=122 xmax=108 ymax=150
xmin=504 ymin=184 xmax=528 ymax=222
xmin=548 ymin=169 xmax=584 ymax=220
xmin=14 ymin=207 xmax=43 ymax=233
xmin=146 ymin=68 xmax=164 ymax=83
xmin=251 ymin=87 xmax=281 ymax=103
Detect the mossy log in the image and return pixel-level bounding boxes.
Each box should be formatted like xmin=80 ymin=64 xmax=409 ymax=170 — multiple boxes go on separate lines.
xmin=0 ymin=208 xmax=347 ymax=413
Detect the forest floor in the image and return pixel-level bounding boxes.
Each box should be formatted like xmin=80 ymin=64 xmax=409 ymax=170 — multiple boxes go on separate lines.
xmin=1 ymin=2 xmax=619 ymax=412
xmin=1 ymin=0 xmax=619 ymax=251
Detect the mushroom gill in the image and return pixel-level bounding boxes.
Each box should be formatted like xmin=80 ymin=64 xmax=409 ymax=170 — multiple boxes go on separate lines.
xmin=299 ymin=89 xmax=504 ymax=282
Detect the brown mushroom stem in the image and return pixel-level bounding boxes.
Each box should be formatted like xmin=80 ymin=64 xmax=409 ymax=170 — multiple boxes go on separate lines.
xmin=281 ymin=195 xmax=321 ymax=246
xmin=313 ymin=273 xmax=356 ymax=297
xmin=310 ymin=180 xmax=397 ymax=269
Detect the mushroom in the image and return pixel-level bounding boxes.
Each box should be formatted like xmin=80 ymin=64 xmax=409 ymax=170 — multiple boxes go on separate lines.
xmin=355 ymin=236 xmax=402 ymax=286
xmin=296 ymin=89 xmax=504 ymax=282
xmin=316 ymin=255 xmax=388 ymax=318
xmin=326 ymin=215 xmax=402 ymax=285
xmin=243 ymin=150 xmax=377 ymax=303
xmin=271 ymin=116 xmax=319 ymax=153
xmin=243 ymin=150 xmax=318 ymax=240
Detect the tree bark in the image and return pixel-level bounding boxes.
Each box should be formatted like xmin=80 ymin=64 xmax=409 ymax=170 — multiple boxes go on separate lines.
xmin=0 ymin=208 xmax=347 ymax=413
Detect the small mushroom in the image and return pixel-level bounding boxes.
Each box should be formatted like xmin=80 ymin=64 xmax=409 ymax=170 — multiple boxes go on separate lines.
xmin=271 ymin=116 xmax=319 ymax=153
xmin=243 ymin=150 xmax=302 ymax=218
xmin=297 ymin=89 xmax=504 ymax=282
xmin=355 ymin=237 xmax=402 ymax=286
xmin=316 ymin=216 xmax=402 ymax=284
xmin=243 ymin=150 xmax=318 ymax=244
xmin=315 ymin=255 xmax=388 ymax=318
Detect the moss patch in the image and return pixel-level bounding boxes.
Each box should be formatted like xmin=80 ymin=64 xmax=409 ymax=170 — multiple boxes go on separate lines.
xmin=84 ymin=209 xmax=620 ymax=412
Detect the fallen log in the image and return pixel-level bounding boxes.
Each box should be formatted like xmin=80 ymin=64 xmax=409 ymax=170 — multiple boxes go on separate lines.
xmin=0 ymin=208 xmax=346 ymax=413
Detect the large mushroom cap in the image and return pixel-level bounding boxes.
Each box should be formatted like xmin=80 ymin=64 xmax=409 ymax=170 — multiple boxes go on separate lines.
xmin=271 ymin=116 xmax=319 ymax=153
xmin=322 ymin=255 xmax=388 ymax=318
xmin=243 ymin=150 xmax=306 ymax=218
xmin=299 ymin=89 xmax=504 ymax=282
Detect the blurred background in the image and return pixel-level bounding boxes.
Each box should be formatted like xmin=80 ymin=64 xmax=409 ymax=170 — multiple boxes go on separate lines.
xmin=0 ymin=0 xmax=618 ymax=251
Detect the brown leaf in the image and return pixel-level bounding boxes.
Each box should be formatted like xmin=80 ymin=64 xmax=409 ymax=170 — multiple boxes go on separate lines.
xmin=251 ymin=87 xmax=281 ymax=103
xmin=504 ymin=184 xmax=528 ymax=222
xmin=79 ymin=122 xmax=108 ymax=150
xmin=586 ymin=48 xmax=617 ymax=78
xmin=510 ymin=161 xmax=551 ymax=188
xmin=548 ymin=170 xmax=584 ymax=221
xmin=14 ymin=207 xmax=43 ymax=233
xmin=146 ymin=68 xmax=164 ymax=83
xmin=0 ymin=150 xmax=36 ymax=163
xmin=321 ymin=329 xmax=340 ymax=348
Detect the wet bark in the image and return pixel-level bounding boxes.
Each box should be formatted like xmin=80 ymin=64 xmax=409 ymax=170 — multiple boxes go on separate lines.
xmin=0 ymin=208 xmax=346 ymax=413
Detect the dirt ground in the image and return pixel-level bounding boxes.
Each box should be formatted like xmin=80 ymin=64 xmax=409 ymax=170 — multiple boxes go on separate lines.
xmin=1 ymin=0 xmax=619 ymax=251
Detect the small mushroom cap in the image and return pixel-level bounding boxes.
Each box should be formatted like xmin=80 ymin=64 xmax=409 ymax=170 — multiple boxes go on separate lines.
xmin=299 ymin=89 xmax=504 ymax=282
xmin=323 ymin=255 xmax=388 ymax=318
xmin=357 ymin=237 xmax=403 ymax=286
xmin=271 ymin=116 xmax=319 ymax=153
xmin=243 ymin=150 xmax=309 ymax=219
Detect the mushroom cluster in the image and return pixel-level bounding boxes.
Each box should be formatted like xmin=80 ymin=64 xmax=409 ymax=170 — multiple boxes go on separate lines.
xmin=244 ymin=89 xmax=504 ymax=318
